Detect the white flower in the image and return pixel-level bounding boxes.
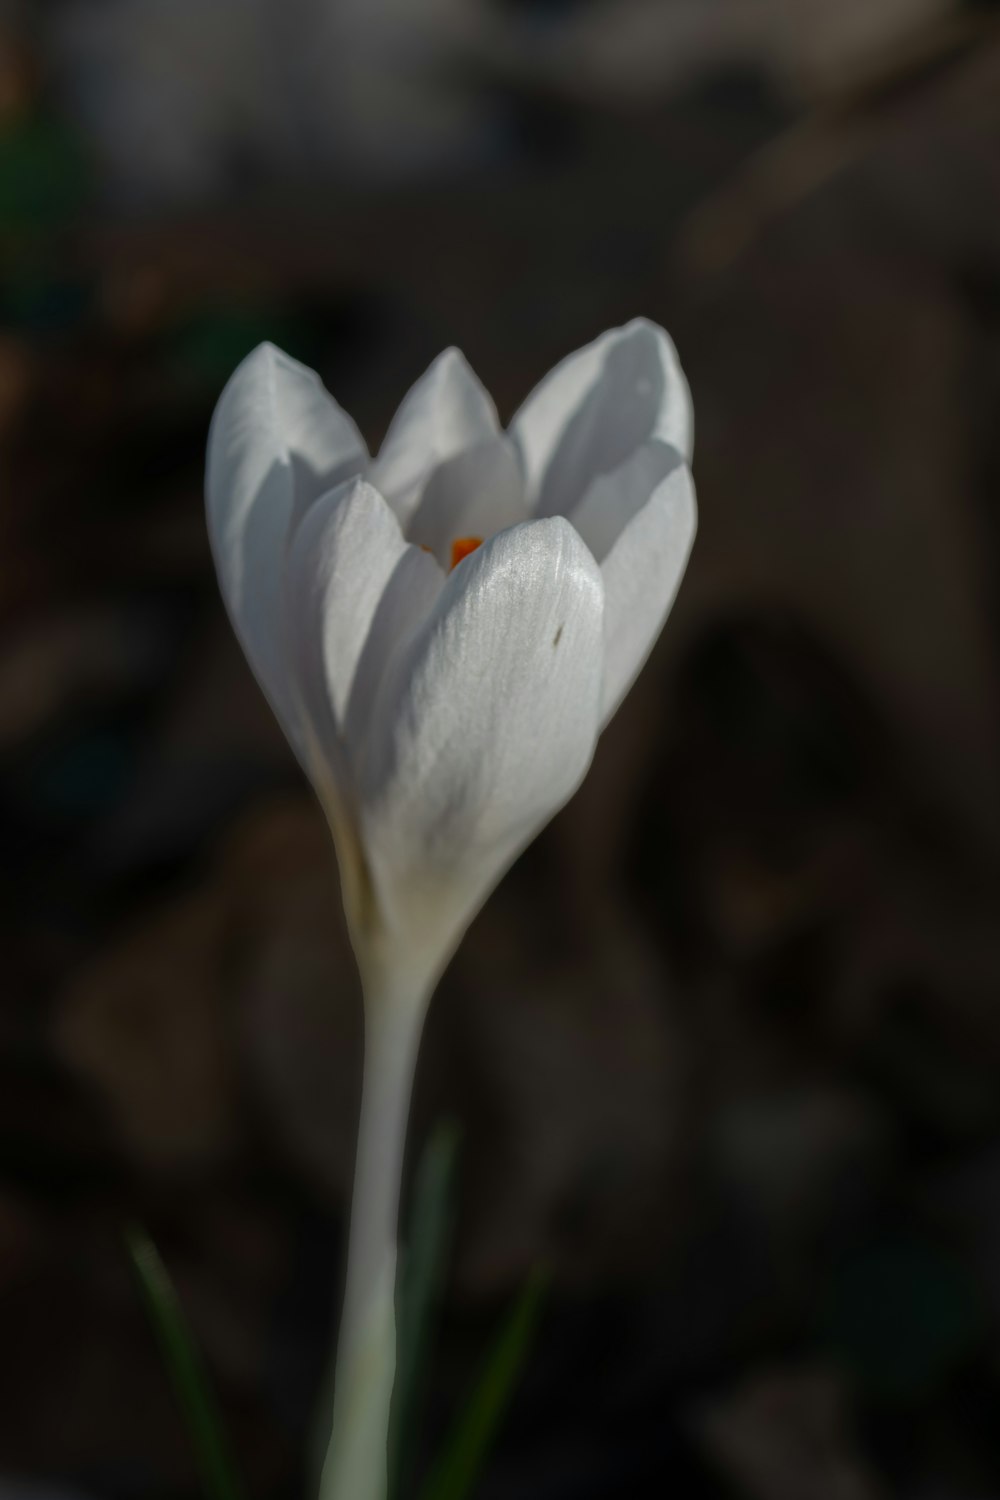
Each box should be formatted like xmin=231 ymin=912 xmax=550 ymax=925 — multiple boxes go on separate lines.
xmin=207 ymin=319 xmax=695 ymax=981
xmin=205 ymin=318 xmax=696 ymax=1500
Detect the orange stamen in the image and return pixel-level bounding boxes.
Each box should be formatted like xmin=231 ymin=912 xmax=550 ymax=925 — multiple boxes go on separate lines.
xmin=450 ymin=536 xmax=483 ymax=570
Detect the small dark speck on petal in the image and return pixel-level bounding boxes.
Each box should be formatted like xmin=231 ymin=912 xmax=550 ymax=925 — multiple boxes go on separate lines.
xmin=553 ymin=625 xmax=564 ymax=647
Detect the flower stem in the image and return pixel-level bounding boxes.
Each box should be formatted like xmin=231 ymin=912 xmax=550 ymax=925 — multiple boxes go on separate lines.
xmin=320 ymin=954 xmax=435 ymax=1500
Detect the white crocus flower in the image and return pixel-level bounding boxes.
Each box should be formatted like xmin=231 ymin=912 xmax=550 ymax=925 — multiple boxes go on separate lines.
xmin=206 ymin=318 xmax=696 ymax=1500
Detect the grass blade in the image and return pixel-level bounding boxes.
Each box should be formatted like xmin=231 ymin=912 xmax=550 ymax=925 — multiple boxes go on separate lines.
xmin=389 ymin=1121 xmax=463 ymax=1500
xmin=126 ymin=1225 xmax=246 ymax=1500
xmin=418 ymin=1268 xmax=548 ymax=1500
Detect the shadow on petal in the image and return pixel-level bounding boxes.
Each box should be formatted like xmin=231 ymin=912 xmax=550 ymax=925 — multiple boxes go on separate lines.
xmin=537 ymin=325 xmax=671 ymax=519
xmin=569 ymin=440 xmax=685 ymax=564
xmin=345 ymin=545 xmax=444 ymax=758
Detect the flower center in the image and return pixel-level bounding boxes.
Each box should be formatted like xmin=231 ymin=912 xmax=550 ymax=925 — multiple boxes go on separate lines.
xmin=450 ymin=536 xmax=482 ymax=570
xmin=418 ymin=537 xmax=484 ymax=569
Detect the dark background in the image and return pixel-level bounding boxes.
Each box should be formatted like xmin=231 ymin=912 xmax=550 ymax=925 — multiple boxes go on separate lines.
xmin=3 ymin=1 xmax=1000 ymax=1497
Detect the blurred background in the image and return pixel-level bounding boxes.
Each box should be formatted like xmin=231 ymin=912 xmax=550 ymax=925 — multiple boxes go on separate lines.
xmin=2 ymin=0 xmax=1000 ymax=1496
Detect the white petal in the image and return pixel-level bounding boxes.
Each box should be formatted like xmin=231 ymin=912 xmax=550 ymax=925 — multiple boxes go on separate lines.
xmin=205 ymin=342 xmax=367 ymax=732
xmin=596 ymin=459 xmax=697 ymax=725
xmin=405 ymin=434 xmax=528 ymax=565
xmin=361 ymin=517 xmax=605 ymax=957
xmin=510 ymin=318 xmax=694 ymax=518
xmin=367 ymin=348 xmax=499 ymax=526
xmin=569 ymin=440 xmax=682 ymax=563
xmin=285 ymin=479 xmax=443 ymax=780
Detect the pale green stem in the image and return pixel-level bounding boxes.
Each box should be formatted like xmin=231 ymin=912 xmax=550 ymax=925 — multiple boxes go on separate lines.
xmin=320 ymin=950 xmax=436 ymax=1500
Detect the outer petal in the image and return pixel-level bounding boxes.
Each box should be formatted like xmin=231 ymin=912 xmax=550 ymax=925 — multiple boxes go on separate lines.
xmin=206 ymin=342 xmax=367 ymax=733
xmin=285 ymin=479 xmax=443 ymax=939
xmin=594 ymin=459 xmax=697 ymax=725
xmin=285 ymin=479 xmax=443 ymax=779
xmin=510 ymin=318 xmax=694 ymax=519
xmin=360 ymin=517 xmax=605 ymax=960
xmin=367 ymin=348 xmax=499 ymax=527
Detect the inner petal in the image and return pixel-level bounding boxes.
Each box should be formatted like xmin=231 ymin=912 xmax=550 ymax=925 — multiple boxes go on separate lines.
xmin=367 ymin=348 xmax=499 ymax=528
xmin=406 ymin=434 xmax=528 ymax=569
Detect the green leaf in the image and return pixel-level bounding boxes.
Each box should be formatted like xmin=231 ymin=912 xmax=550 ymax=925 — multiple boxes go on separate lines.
xmin=389 ymin=1121 xmax=463 ymax=1500
xmin=418 ymin=1269 xmax=548 ymax=1500
xmin=126 ymin=1225 xmax=246 ymax=1500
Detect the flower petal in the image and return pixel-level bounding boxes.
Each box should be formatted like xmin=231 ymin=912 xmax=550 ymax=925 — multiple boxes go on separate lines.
xmin=285 ymin=479 xmax=443 ymax=940
xmin=405 ymin=434 xmax=528 ymax=565
xmin=285 ymin=479 xmax=443 ymax=779
xmin=510 ymin=318 xmax=694 ymax=519
xmin=367 ymin=348 xmax=499 ymax=527
xmin=206 ymin=342 xmax=367 ymax=732
xmin=595 ymin=458 xmax=697 ymax=725
xmin=361 ymin=517 xmax=605 ymax=958
xmin=568 ymin=440 xmax=682 ymax=564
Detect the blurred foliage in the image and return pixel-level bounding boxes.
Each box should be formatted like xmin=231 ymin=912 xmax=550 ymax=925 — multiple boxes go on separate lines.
xmin=165 ymin=306 xmax=316 ymax=392
xmin=391 ymin=1123 xmax=463 ymax=1500
xmin=127 ymin=1227 xmax=246 ymax=1500
xmin=822 ymin=1236 xmax=984 ymax=1401
xmin=0 ymin=111 xmax=89 ymax=234
xmin=419 ymin=1271 xmax=549 ymax=1500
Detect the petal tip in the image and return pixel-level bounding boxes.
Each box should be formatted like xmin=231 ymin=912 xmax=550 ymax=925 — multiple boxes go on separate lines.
xmin=235 ymin=338 xmax=287 ymax=376
xmin=423 ymin=344 xmax=477 ymax=389
xmin=432 ymin=346 xmax=492 ymax=407
xmin=214 ymin=340 xmax=312 ymax=411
